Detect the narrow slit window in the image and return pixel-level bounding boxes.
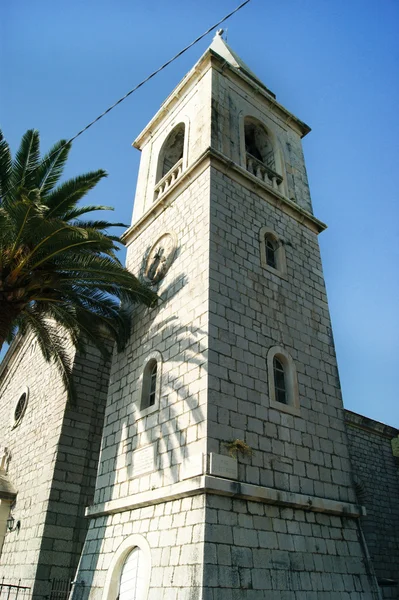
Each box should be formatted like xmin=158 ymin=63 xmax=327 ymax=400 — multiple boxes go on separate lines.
xmin=273 ymin=357 xmax=287 ymax=404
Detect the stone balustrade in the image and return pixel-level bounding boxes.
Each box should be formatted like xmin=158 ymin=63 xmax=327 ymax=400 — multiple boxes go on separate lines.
xmin=246 ymin=152 xmax=283 ymax=191
xmin=154 ymin=158 xmax=183 ymax=201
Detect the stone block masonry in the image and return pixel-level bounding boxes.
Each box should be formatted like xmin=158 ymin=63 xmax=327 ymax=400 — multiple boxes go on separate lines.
xmin=346 ymin=410 xmax=399 ymax=599
xmin=73 ymin=34 xmax=383 ymax=599
xmin=203 ymin=495 xmax=377 ymax=599
xmin=73 ymin=159 xmax=382 ymax=598
xmin=0 ymin=333 xmax=110 ymax=598
xmin=91 ymin=169 xmax=211 ymax=511
xmin=76 ymin=495 xmax=206 ymax=600
xmin=207 ymin=165 xmax=355 ymax=505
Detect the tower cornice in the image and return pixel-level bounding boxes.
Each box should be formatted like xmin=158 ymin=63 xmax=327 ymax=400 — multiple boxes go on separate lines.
xmin=122 ymin=147 xmax=326 ymax=246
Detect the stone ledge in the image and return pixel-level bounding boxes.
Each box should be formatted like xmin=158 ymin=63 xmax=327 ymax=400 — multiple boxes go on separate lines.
xmin=122 ymin=147 xmax=326 ymax=246
xmin=86 ymin=475 xmax=365 ymax=519
xmin=345 ymin=409 xmax=399 ymax=439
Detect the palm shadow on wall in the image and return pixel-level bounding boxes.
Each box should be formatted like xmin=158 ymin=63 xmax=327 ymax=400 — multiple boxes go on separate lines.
xmin=110 ymin=264 xmax=208 ymax=489
xmin=73 ymin=246 xmax=208 ymax=597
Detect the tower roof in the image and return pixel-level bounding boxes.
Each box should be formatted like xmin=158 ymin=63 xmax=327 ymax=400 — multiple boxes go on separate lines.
xmin=209 ymin=30 xmax=275 ymax=97
xmin=134 ymin=30 xmax=310 ymax=149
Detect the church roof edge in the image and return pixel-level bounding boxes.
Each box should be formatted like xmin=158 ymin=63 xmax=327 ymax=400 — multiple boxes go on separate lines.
xmin=208 ymin=31 xmax=276 ymax=98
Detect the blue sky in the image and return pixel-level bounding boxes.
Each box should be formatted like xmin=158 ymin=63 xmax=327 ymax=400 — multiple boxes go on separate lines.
xmin=2 ymin=0 xmax=398 ymax=426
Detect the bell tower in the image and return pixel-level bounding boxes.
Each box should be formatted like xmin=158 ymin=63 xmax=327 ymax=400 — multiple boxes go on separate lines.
xmin=75 ymin=32 xmax=380 ymax=599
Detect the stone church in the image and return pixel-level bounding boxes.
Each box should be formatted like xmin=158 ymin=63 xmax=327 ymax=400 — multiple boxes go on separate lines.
xmin=0 ymin=32 xmax=398 ymax=600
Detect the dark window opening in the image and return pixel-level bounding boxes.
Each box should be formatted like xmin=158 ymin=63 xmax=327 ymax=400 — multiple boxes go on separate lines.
xmin=14 ymin=393 xmax=27 ymax=423
xmin=273 ymin=357 xmax=287 ymax=404
xmin=265 ymin=237 xmax=277 ymax=269
xmin=244 ymin=119 xmax=275 ymax=169
xmin=148 ymin=362 xmax=157 ymax=407
xmin=158 ymin=124 xmax=185 ymax=182
xmin=141 ymin=359 xmax=158 ymax=411
xmin=245 ymin=128 xmax=263 ymax=162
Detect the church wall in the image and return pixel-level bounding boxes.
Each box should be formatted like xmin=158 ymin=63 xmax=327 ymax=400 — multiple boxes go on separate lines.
xmin=0 ymin=335 xmax=73 ymax=586
xmin=345 ymin=411 xmax=399 ymax=599
xmin=92 ymin=168 xmax=210 ymax=508
xmin=76 ymin=495 xmax=206 ymax=600
xmin=207 ymin=165 xmax=354 ymax=504
xmin=203 ymin=495 xmax=377 ymax=599
xmin=74 ymin=170 xmax=211 ymax=597
xmin=31 ymin=346 xmax=111 ymax=598
xmin=0 ymin=336 xmax=110 ymax=594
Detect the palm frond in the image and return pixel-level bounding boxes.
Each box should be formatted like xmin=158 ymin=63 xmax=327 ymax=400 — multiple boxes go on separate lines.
xmin=0 ymin=128 xmax=159 ymax=401
xmin=0 ymin=129 xmax=12 ymax=202
xmin=36 ymin=139 xmax=71 ymax=196
xmin=61 ymin=204 xmax=115 ymax=220
xmin=21 ymin=309 xmax=76 ymax=402
xmin=71 ymin=220 xmax=127 ymax=231
xmin=11 ymin=129 xmax=41 ymax=193
xmin=44 ymin=170 xmax=107 ymax=218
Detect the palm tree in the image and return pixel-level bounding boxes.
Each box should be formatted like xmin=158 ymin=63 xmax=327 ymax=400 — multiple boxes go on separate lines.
xmin=0 ymin=128 xmax=156 ymax=399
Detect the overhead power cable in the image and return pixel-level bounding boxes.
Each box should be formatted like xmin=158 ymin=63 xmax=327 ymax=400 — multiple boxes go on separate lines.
xmin=5 ymin=0 xmax=251 ymax=196
xmin=63 ymin=0 xmax=251 ymax=147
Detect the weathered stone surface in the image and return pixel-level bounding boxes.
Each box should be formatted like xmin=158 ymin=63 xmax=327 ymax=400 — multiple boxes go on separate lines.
xmin=73 ymin=35 xmax=381 ymax=599
xmin=0 ymin=335 xmax=110 ymax=597
xmin=346 ymin=410 xmax=399 ymax=599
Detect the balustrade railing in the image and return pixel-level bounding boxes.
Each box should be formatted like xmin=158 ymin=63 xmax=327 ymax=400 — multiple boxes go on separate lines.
xmin=0 ymin=579 xmax=31 ymax=600
xmin=263 ymin=148 xmax=276 ymax=170
xmin=154 ymin=158 xmax=183 ymax=201
xmin=245 ymin=152 xmax=283 ymax=191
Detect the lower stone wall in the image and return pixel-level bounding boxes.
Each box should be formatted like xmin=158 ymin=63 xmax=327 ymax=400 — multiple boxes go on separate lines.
xmin=0 ymin=334 xmax=71 ymax=588
xmin=345 ymin=410 xmax=399 ymax=599
xmin=203 ymin=495 xmax=379 ymax=599
xmin=75 ymin=486 xmax=382 ymax=600
xmin=32 ymin=346 xmax=111 ymax=600
xmin=75 ymin=495 xmax=206 ymax=600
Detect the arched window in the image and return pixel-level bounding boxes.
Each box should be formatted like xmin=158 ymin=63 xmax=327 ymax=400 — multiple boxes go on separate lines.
xmin=267 ymin=346 xmax=299 ymax=415
xmin=102 ymin=534 xmax=151 ymax=600
xmin=243 ymin=117 xmax=283 ymax=191
xmin=259 ymin=227 xmax=286 ymax=276
xmin=141 ymin=359 xmax=157 ymax=411
xmin=154 ymin=123 xmax=185 ymax=200
xmin=139 ymin=351 xmax=162 ymax=415
xmin=245 ymin=119 xmax=274 ymax=167
xmin=118 ymin=547 xmax=146 ymax=600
